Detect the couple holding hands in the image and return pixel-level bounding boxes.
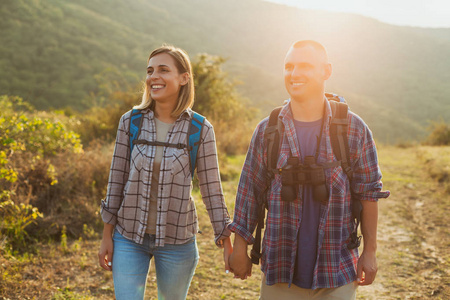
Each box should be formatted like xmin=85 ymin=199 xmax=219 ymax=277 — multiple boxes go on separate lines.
xmin=98 ymin=40 xmax=389 ymax=300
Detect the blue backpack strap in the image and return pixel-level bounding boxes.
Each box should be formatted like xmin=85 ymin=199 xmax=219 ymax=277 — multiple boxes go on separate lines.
xmin=128 ymin=109 xmax=143 ymax=161
xmin=188 ymin=112 xmax=205 ymax=177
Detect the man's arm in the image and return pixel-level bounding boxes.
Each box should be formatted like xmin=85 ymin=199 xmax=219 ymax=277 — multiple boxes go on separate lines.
xmin=349 ymin=115 xmax=389 ymax=285
xmin=357 ymin=200 xmax=378 ymax=285
xmin=227 ymin=121 xmax=269 ymax=279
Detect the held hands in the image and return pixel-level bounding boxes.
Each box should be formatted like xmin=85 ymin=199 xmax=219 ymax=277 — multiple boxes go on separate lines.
xmin=229 ymin=250 xmax=252 ymax=279
xmin=228 ymin=234 xmax=252 ymax=280
xmin=356 ymin=250 xmax=377 ymax=285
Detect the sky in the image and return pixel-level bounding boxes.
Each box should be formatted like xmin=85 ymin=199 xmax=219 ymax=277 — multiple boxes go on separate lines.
xmin=265 ymin=0 xmax=450 ymax=28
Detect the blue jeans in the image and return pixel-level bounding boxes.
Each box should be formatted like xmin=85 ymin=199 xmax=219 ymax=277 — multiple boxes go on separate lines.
xmin=112 ymin=230 xmax=199 ymax=300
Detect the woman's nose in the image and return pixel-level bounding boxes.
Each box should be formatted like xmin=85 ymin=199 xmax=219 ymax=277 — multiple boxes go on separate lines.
xmin=150 ymin=71 xmax=160 ymax=80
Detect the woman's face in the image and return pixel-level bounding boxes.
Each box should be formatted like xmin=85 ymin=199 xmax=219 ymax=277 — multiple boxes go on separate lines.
xmin=146 ymin=53 xmax=188 ymax=106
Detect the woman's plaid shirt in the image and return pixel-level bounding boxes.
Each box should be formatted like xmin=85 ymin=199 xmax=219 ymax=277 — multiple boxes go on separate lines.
xmin=229 ymin=100 xmax=390 ymax=289
xmin=101 ymin=108 xmax=231 ymax=247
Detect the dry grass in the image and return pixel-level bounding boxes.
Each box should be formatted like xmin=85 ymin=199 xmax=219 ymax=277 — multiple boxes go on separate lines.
xmin=357 ymin=145 xmax=450 ymax=299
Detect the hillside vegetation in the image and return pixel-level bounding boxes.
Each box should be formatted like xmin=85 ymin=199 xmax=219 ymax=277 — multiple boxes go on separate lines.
xmin=1 ymin=0 xmax=449 ymax=143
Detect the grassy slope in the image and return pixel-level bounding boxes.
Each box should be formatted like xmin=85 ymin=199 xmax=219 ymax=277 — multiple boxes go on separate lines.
xmin=1 ymin=0 xmax=450 ymax=142
xmin=1 ymin=146 xmax=449 ymax=299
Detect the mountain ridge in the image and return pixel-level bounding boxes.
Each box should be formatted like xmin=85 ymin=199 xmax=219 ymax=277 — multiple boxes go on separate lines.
xmin=1 ymin=0 xmax=449 ymax=143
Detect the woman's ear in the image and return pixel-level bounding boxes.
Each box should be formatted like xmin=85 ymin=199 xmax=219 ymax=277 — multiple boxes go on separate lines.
xmin=180 ymin=73 xmax=189 ymax=86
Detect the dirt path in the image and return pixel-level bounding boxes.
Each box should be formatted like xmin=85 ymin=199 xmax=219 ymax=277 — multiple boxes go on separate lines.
xmin=357 ymin=146 xmax=449 ymax=300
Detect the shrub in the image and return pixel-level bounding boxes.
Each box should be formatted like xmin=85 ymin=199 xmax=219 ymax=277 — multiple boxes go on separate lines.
xmin=0 ymin=198 xmax=43 ymax=254
xmin=425 ymin=120 xmax=450 ymax=146
xmin=0 ymin=95 xmax=85 ymax=251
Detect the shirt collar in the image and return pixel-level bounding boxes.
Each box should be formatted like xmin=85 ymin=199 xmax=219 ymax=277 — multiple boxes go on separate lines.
xmin=279 ymin=96 xmax=333 ymax=125
xmin=145 ymin=107 xmax=192 ymax=121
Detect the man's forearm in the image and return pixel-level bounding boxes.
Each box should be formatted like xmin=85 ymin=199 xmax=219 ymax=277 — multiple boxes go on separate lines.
xmin=360 ymin=200 xmax=378 ymax=252
xmin=233 ymin=232 xmax=249 ymax=253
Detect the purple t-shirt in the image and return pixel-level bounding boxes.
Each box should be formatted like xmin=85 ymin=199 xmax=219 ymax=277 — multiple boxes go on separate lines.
xmin=292 ymin=117 xmax=322 ymax=289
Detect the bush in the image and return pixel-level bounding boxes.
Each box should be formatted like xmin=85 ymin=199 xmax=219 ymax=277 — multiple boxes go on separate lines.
xmin=0 ymin=95 xmax=92 ymax=251
xmin=0 ymin=198 xmax=43 ymax=254
xmin=425 ymin=120 xmax=450 ymax=146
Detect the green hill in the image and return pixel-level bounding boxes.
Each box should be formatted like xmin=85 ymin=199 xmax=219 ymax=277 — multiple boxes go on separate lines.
xmin=1 ymin=0 xmax=449 ymax=143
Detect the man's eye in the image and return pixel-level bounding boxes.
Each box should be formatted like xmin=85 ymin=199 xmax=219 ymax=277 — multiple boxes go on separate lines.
xmin=147 ymin=70 xmax=153 ymax=75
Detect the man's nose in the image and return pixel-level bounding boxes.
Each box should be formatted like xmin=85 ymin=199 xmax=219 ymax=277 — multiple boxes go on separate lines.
xmin=291 ymin=66 xmax=303 ymax=78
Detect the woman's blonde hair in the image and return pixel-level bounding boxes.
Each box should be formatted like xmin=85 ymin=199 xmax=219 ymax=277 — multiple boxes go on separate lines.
xmin=134 ymin=45 xmax=195 ymax=117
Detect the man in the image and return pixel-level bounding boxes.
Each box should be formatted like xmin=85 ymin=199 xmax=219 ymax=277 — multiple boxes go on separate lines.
xmin=228 ymin=40 xmax=390 ymax=299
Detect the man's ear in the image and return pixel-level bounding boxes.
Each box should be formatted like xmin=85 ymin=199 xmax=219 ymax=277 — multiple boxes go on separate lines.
xmin=180 ymin=73 xmax=189 ymax=86
xmin=323 ymin=63 xmax=332 ymax=80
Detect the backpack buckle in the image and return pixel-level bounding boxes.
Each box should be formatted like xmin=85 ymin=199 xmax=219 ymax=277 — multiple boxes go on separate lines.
xmin=347 ymin=232 xmax=361 ymax=249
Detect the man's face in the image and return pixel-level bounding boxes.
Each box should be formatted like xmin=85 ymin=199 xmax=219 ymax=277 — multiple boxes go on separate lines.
xmin=284 ymin=46 xmax=331 ymax=101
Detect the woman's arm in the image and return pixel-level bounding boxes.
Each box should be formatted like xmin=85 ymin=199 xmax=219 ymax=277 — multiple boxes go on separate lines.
xmin=98 ymin=112 xmax=131 ymax=270
xmin=196 ymin=120 xmax=232 ymax=246
xmin=195 ymin=119 xmax=233 ymax=272
xmin=100 ymin=113 xmax=131 ymax=225
xmin=98 ymin=223 xmax=115 ymax=271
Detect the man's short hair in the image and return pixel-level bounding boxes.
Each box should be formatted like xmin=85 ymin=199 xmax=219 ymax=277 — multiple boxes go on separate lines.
xmin=290 ymin=40 xmax=329 ymax=61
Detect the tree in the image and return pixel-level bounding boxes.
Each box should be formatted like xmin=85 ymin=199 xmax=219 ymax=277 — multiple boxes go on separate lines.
xmin=192 ymin=54 xmax=257 ymax=155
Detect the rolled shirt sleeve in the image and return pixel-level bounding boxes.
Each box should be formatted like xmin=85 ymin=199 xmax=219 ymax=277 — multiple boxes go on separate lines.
xmin=349 ymin=114 xmax=390 ymax=202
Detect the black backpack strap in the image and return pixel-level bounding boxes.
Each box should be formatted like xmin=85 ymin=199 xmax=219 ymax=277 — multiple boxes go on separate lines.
xmin=328 ymin=99 xmax=361 ymax=249
xmin=265 ymin=107 xmax=283 ymax=172
xmin=250 ymin=198 xmax=266 ymax=265
xmin=251 ymin=106 xmax=282 ymax=265
xmin=329 ymin=101 xmax=353 ymax=179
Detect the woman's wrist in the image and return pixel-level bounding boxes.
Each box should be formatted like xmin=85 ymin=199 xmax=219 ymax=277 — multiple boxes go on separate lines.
xmin=102 ymin=223 xmax=115 ymax=238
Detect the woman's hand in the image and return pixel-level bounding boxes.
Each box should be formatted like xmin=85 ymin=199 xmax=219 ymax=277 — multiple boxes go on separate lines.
xmin=98 ymin=223 xmax=114 ymax=271
xmin=222 ymin=237 xmax=233 ymax=273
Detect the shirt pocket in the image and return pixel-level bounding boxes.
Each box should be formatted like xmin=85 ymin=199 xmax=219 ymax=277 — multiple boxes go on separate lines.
xmin=330 ymin=165 xmax=347 ymax=196
xmin=171 ymin=148 xmax=190 ymax=178
xmin=131 ymin=144 xmax=147 ymax=171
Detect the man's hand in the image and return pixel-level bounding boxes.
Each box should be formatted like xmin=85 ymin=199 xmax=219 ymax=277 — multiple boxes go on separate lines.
xmin=357 ymin=200 xmax=378 ymax=285
xmin=228 ymin=234 xmax=252 ymax=279
xmin=356 ymin=250 xmax=377 ymax=285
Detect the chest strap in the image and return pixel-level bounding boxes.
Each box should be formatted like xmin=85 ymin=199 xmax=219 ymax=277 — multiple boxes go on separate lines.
xmin=133 ymin=140 xmax=189 ymax=150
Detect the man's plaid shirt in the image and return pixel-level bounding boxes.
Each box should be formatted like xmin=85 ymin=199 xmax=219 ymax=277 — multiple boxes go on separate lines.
xmin=229 ymin=100 xmax=390 ymax=289
xmin=101 ymin=108 xmax=231 ymax=247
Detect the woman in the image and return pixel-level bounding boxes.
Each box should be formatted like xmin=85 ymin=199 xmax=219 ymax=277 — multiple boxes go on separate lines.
xmin=98 ymin=45 xmax=233 ymax=300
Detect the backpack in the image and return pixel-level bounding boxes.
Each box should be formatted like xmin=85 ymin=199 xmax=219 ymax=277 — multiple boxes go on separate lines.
xmin=128 ymin=109 xmax=205 ymax=178
xmin=250 ymin=93 xmax=362 ymax=265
